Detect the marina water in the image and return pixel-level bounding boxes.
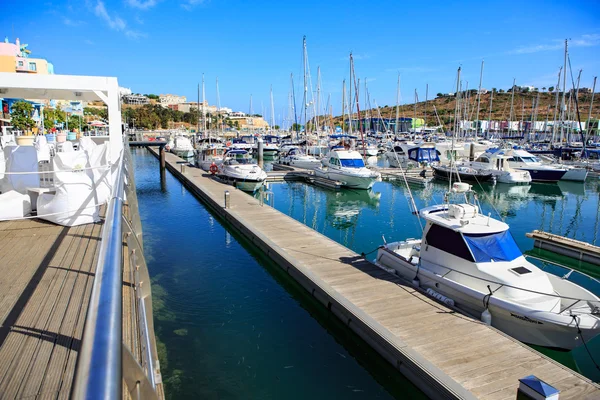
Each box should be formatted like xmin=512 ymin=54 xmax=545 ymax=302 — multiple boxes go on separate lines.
xmin=132 ymin=148 xmax=426 ymax=399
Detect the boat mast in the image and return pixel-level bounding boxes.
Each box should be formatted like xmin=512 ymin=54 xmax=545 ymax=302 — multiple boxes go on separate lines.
xmin=348 ymin=53 xmax=353 ymax=137
xmin=202 ymin=73 xmax=207 ymax=137
xmin=316 ymin=66 xmax=321 ymax=135
xmin=413 ymin=89 xmax=417 ymax=135
xmin=290 ymin=74 xmax=299 ymax=140
xmin=475 ymin=60 xmax=484 ymax=137
xmin=559 ymin=39 xmax=568 ymax=145
xmin=216 ymin=77 xmax=222 ymax=137
xmin=350 ymin=54 xmax=366 ymax=157
xmin=451 ymin=66 xmax=462 ymax=192
xmin=585 ymin=76 xmax=597 ymax=145
xmin=509 ymin=78 xmax=516 ymax=137
xmin=197 ymin=82 xmax=200 ymax=137
xmin=487 ymin=89 xmax=494 ymax=138
xmin=395 ymin=74 xmax=400 ymax=136
xmin=551 ymin=68 xmax=562 ymax=144
xmin=303 ymin=36 xmax=308 ymax=138
xmin=425 ymin=83 xmax=429 ymax=130
xmin=342 ymin=79 xmax=346 ymax=134
xmin=270 ymin=84 xmax=275 ymax=134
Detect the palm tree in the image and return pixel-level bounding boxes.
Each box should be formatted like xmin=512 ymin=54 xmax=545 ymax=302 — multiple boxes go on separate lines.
xmin=542 ymin=87 xmax=547 ymax=92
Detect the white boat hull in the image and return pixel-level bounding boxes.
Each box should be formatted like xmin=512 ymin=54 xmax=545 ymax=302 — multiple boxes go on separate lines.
xmin=173 ymin=149 xmax=195 ymax=159
xmin=376 ymin=246 xmax=600 ymax=350
xmin=314 ymin=168 xmax=377 ymax=189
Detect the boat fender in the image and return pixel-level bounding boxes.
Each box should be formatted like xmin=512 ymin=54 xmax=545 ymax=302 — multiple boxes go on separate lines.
xmin=412 ymin=277 xmax=420 ymax=288
xmin=425 ymin=288 xmax=455 ymax=307
xmin=481 ymin=309 xmax=492 ymax=325
xmin=209 ymin=163 xmax=218 ymax=175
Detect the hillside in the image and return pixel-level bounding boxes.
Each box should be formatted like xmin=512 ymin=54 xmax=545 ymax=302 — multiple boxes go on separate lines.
xmin=319 ymin=91 xmax=600 ymax=130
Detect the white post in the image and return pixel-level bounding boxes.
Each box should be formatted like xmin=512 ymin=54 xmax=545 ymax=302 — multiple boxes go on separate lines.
xmin=107 ymin=77 xmax=123 ymax=161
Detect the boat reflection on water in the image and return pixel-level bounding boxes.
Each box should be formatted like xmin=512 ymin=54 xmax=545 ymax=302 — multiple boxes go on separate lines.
xmin=557 ymin=180 xmax=586 ymax=196
xmin=326 ymin=189 xmax=381 ymax=229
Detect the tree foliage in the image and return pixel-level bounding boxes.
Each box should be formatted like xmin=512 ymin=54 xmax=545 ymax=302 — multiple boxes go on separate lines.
xmin=10 ymin=100 xmax=35 ymax=132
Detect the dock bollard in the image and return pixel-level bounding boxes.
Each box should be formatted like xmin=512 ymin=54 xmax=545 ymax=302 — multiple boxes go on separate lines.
xmin=224 ymin=190 xmax=230 ymax=208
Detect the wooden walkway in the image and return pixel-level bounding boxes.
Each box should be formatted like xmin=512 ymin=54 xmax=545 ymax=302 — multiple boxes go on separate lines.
xmin=0 ymin=206 xmax=162 ymax=399
xmin=153 ymin=147 xmax=600 ymax=400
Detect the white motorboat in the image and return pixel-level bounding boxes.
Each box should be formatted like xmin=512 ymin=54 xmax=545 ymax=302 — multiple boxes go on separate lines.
xmin=314 ymin=150 xmax=380 ymax=190
xmin=217 ymin=149 xmax=267 ymax=192
xmin=376 ymin=183 xmax=600 ymax=350
xmin=462 ymin=150 xmax=531 ymax=184
xmin=171 ymin=135 xmax=195 ymax=159
xmin=195 ymin=144 xmax=227 ymax=171
xmin=280 ymin=147 xmax=321 ymax=170
xmin=506 ymin=149 xmax=567 ymax=183
xmin=357 ymin=140 xmax=379 ymax=157
xmin=385 ymin=142 xmax=439 ymax=169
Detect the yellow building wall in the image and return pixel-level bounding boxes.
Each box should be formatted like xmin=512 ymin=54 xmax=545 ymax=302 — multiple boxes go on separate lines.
xmin=25 ymin=58 xmax=48 ymax=74
xmin=0 ymin=56 xmax=16 ymax=73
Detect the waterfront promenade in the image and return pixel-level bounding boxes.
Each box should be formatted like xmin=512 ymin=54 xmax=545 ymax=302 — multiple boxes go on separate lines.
xmin=149 ymin=146 xmax=599 ymax=400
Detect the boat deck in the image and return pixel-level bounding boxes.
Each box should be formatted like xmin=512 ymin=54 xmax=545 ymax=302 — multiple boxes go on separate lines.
xmin=0 ymin=206 xmax=162 ymax=399
xmin=150 ymin=147 xmax=599 ymax=400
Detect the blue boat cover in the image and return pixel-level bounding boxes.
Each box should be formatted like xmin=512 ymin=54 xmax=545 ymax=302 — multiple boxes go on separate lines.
xmin=519 ymin=375 xmax=560 ymax=396
xmin=408 ymin=147 xmax=440 ymax=163
xmin=340 ymin=159 xmax=365 ymax=168
xmin=463 ymin=231 xmax=522 ymax=263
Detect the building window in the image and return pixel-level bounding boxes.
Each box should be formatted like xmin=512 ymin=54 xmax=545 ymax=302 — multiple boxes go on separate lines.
xmin=29 ymin=62 xmax=37 ymax=71
xmin=18 ymin=61 xmax=24 ymax=67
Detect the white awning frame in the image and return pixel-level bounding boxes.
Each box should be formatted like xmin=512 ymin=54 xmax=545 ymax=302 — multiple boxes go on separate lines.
xmin=0 ymin=73 xmax=123 ymax=160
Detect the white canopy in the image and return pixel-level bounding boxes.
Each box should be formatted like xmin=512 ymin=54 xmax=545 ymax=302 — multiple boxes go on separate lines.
xmin=0 ymin=72 xmax=123 ymax=159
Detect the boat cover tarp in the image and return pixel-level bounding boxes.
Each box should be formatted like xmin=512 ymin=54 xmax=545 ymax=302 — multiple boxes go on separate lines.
xmin=463 ymin=231 xmax=522 ymax=262
xmin=408 ymin=147 xmax=440 ymax=163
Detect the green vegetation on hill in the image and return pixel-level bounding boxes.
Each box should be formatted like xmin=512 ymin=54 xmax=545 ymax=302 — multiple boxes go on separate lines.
xmin=321 ymin=91 xmax=600 ymax=129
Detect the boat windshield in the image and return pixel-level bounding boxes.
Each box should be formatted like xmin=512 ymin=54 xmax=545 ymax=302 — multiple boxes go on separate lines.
xmin=340 ymin=158 xmax=365 ymax=168
xmin=521 ymin=156 xmax=539 ymax=163
xmin=463 ymin=231 xmax=522 ymax=263
xmin=228 ymin=158 xmax=253 ymax=165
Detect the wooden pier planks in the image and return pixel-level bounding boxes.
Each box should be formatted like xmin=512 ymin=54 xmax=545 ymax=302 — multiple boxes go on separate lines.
xmin=152 ymin=146 xmax=600 ymax=400
xmin=0 ymin=207 xmax=163 ymax=399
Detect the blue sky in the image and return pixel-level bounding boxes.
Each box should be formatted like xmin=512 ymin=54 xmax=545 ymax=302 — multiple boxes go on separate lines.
xmin=2 ymin=0 xmax=600 ymax=124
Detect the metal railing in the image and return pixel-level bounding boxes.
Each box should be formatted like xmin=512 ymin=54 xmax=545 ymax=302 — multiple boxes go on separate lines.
xmin=72 ymin=142 xmax=161 ymax=400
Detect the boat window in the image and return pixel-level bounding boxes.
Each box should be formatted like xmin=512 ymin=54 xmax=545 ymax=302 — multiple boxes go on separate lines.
xmin=475 ymin=156 xmax=489 ymax=163
xmin=521 ymin=156 xmax=539 ymax=163
xmin=340 ymin=158 xmax=365 ymax=168
xmin=463 ymin=231 xmax=522 ymax=263
xmin=330 ymin=157 xmax=337 ymax=165
xmin=425 ymin=224 xmax=474 ymax=262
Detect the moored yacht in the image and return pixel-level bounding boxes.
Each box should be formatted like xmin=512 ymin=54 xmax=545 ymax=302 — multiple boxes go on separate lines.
xmin=506 ymin=149 xmax=567 ymax=183
xmin=195 ymin=144 xmax=227 ymax=171
xmin=462 ymin=150 xmax=531 ymax=184
xmin=280 ymin=147 xmax=322 ymax=170
xmin=171 ymin=135 xmax=195 ymax=159
xmin=376 ymin=183 xmax=600 ymax=350
xmin=217 ymin=149 xmax=267 ymax=192
xmin=315 ymin=149 xmax=380 ymax=190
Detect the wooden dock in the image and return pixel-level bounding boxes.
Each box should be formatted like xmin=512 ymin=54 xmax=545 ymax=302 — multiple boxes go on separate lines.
xmin=369 ymin=166 xmax=433 ymax=186
xmin=527 ymin=230 xmax=600 ymax=266
xmin=0 ymin=206 xmax=164 ymax=399
xmin=150 ymin=147 xmax=600 ymax=400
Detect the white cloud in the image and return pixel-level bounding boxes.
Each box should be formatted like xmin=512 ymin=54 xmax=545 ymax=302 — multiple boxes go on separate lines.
xmin=94 ymin=1 xmax=126 ymax=30
xmin=126 ymin=0 xmax=158 ymax=10
xmin=93 ymin=1 xmax=146 ymax=39
xmin=511 ymin=34 xmax=600 ymax=54
xmin=181 ymin=0 xmax=206 ymax=10
xmin=63 ymin=18 xmax=84 ymax=26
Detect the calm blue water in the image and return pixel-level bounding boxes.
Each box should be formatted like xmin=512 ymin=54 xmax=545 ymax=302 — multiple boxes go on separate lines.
xmin=262 ymin=173 xmax=600 ymax=382
xmin=131 ymin=149 xmax=425 ymax=399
